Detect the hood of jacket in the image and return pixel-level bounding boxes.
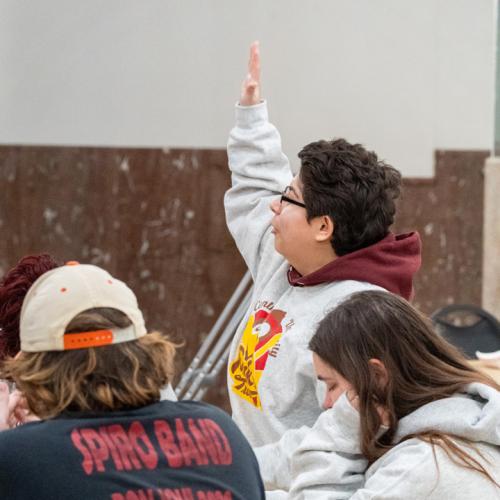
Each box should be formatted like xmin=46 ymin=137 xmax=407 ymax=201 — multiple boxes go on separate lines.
xmin=394 ymin=383 xmax=500 ymax=446
xmin=287 ymin=231 xmax=422 ymax=300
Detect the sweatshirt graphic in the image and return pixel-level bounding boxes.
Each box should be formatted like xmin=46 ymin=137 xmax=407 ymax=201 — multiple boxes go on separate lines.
xmin=229 ymin=307 xmax=287 ymax=409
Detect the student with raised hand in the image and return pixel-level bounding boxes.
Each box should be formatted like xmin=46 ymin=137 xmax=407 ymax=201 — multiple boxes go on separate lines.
xmin=279 ymin=291 xmax=500 ymax=499
xmin=225 ymin=41 xmax=421 ymax=459
xmin=0 ymin=262 xmax=265 ymax=499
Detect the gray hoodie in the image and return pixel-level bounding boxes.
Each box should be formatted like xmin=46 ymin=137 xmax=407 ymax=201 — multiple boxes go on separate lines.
xmin=263 ymin=383 xmax=500 ymax=499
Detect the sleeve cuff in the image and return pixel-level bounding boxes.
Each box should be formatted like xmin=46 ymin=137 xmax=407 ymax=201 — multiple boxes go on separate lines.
xmin=234 ymin=100 xmax=269 ymax=127
xmin=314 ymin=392 xmax=362 ymax=453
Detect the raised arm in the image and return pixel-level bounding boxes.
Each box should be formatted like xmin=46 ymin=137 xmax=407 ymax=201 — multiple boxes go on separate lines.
xmin=225 ymin=42 xmax=293 ymax=277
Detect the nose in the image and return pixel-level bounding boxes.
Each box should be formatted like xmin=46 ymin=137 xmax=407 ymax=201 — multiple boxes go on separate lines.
xmin=323 ymin=393 xmax=333 ymax=410
xmin=270 ymin=197 xmax=281 ymax=214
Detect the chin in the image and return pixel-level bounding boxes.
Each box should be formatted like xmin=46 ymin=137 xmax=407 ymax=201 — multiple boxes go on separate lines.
xmin=273 ymin=235 xmax=281 ymax=250
xmin=273 ymin=237 xmax=287 ymax=259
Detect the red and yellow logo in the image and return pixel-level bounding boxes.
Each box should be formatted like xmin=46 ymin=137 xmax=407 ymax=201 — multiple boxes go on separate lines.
xmin=229 ymin=308 xmax=286 ymax=408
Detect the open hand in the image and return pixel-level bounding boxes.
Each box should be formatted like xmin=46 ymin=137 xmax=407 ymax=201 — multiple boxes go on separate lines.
xmin=240 ymin=41 xmax=261 ymax=106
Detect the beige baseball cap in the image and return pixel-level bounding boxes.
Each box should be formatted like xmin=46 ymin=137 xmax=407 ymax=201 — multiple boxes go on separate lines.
xmin=20 ymin=262 xmax=147 ymax=352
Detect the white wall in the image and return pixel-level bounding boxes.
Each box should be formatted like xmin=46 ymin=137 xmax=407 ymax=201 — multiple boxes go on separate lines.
xmin=0 ymin=0 xmax=495 ymax=176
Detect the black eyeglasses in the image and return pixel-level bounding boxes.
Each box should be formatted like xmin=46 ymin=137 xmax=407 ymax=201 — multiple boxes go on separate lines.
xmin=280 ymin=186 xmax=306 ymax=209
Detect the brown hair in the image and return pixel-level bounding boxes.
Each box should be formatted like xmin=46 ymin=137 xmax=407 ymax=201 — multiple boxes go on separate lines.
xmin=298 ymin=139 xmax=401 ymax=256
xmin=1 ymin=308 xmax=176 ymax=419
xmin=309 ymin=291 xmax=500 ymax=483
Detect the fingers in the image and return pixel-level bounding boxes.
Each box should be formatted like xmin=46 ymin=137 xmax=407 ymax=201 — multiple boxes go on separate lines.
xmin=242 ymin=74 xmax=258 ymax=93
xmin=9 ymin=391 xmax=26 ymax=425
xmin=346 ymin=388 xmax=357 ymax=401
xmin=0 ymin=389 xmax=37 ymax=428
xmin=240 ymin=41 xmax=261 ymax=106
xmin=346 ymin=389 xmax=360 ymax=410
xmin=7 ymin=390 xmax=22 ymax=414
xmin=9 ymin=391 xmax=35 ymax=425
xmin=376 ymin=405 xmax=391 ymax=427
xmin=240 ymin=79 xmax=260 ymax=106
xmin=344 ymin=388 xmax=391 ymax=426
xmin=12 ymin=407 xmax=29 ymax=425
xmin=7 ymin=389 xmax=21 ymax=428
xmin=248 ymin=41 xmax=260 ymax=82
xmin=0 ymin=382 xmax=10 ymax=430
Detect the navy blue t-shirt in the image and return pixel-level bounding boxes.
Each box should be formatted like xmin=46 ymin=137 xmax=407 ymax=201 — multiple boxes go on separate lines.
xmin=0 ymin=400 xmax=265 ymax=500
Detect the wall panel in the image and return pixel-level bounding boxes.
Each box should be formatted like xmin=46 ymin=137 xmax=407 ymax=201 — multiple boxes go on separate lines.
xmin=0 ymin=146 xmax=488 ymax=409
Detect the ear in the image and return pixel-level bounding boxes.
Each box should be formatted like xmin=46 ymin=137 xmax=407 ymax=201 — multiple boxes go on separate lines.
xmin=368 ymin=358 xmax=389 ymax=388
xmin=313 ymin=215 xmax=334 ymax=243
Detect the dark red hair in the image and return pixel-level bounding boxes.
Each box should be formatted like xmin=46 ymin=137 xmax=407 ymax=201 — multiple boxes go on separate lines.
xmin=0 ymin=254 xmax=59 ymax=359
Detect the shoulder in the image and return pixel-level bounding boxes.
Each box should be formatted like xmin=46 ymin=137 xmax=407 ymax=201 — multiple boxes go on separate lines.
xmin=163 ymin=401 xmax=247 ymax=436
xmin=333 ymin=280 xmax=386 ymax=295
xmin=0 ymin=421 xmax=47 ymax=465
xmin=0 ymin=420 xmax=45 ymax=443
xmin=315 ymin=280 xmax=385 ymax=298
xmin=164 ymin=400 xmax=231 ymax=420
xmin=171 ymin=401 xmax=262 ymax=470
xmin=360 ymin=439 xmax=440 ymax=498
xmin=365 ymin=437 xmax=500 ymax=498
xmin=309 ymin=280 xmax=385 ymax=311
xmin=368 ymin=437 xmax=437 ymax=475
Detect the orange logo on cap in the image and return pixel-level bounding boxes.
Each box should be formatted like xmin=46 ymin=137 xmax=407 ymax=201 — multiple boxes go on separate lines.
xmin=65 ymin=261 xmax=80 ymax=266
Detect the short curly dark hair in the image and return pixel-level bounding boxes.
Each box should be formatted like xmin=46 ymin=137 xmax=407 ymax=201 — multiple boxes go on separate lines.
xmin=298 ymin=138 xmax=401 ymax=256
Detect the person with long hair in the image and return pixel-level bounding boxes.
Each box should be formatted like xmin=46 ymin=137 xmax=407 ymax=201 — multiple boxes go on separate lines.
xmin=0 ymin=263 xmax=265 ymax=499
xmin=266 ymin=291 xmax=500 ymax=498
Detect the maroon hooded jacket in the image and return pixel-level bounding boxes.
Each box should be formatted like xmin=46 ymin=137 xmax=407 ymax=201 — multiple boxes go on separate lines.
xmin=287 ymin=232 xmax=422 ymax=300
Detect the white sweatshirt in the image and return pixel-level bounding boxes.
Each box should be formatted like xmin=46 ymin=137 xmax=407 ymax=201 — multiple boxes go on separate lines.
xmin=225 ymin=102 xmax=386 ymax=447
xmin=266 ymin=383 xmax=500 ymax=499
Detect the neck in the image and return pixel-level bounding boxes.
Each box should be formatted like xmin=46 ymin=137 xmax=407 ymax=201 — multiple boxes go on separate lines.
xmin=292 ymin=246 xmax=337 ymax=276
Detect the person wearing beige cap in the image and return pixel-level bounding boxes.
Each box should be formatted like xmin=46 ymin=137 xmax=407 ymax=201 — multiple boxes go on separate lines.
xmin=0 ymin=262 xmax=264 ymax=500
